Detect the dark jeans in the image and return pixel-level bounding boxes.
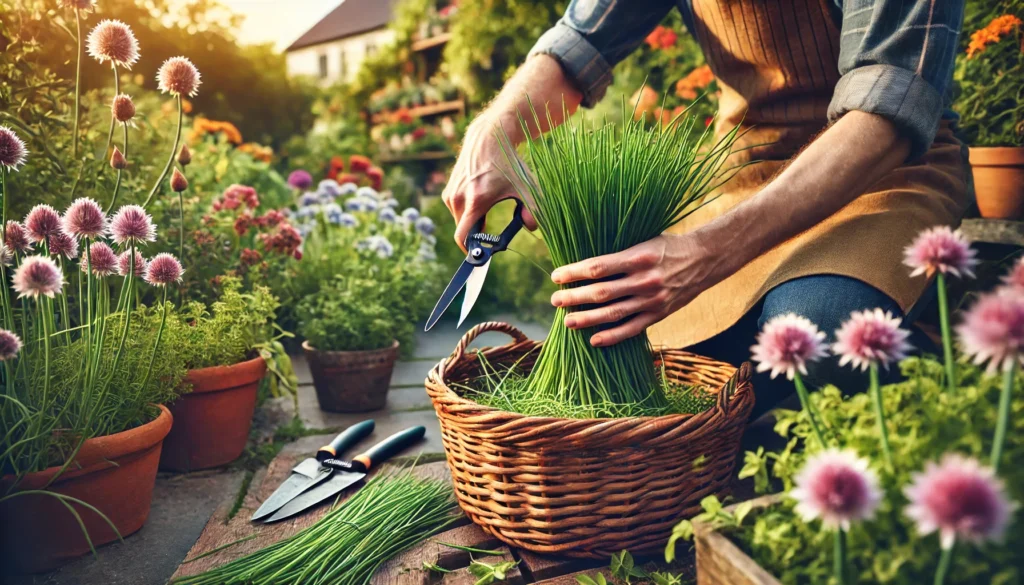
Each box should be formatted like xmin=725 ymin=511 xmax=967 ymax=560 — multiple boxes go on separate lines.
xmin=689 ymin=275 xmax=936 ymax=420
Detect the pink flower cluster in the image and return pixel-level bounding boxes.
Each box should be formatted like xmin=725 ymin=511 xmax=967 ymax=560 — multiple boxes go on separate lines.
xmin=213 ymin=184 xmax=260 ymax=212
xmin=258 ymin=223 xmax=303 ymax=259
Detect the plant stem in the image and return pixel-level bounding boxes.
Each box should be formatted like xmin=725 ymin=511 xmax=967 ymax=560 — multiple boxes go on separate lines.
xmin=933 ymin=541 xmax=955 ymax=585
xmin=72 ymin=8 xmax=82 ymax=158
xmin=793 ymin=372 xmax=827 ymax=448
xmin=936 ymin=273 xmax=956 ymax=393
xmin=2 ymin=165 xmax=7 ymax=227
xmin=833 ymin=529 xmax=847 ymax=585
xmin=139 ymin=287 xmax=168 ymax=390
xmin=107 ymin=122 xmax=129 ymax=213
xmin=143 ymin=95 xmax=182 ymax=209
xmin=100 ymin=64 xmax=119 ymax=163
xmin=990 ymin=363 xmax=1015 ymax=472
xmin=870 ymin=363 xmax=894 ymax=471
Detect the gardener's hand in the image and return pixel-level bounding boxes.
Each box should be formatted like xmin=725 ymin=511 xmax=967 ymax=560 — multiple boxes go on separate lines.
xmin=443 ymin=115 xmax=538 ymax=252
xmin=549 ymin=234 xmax=721 ymax=347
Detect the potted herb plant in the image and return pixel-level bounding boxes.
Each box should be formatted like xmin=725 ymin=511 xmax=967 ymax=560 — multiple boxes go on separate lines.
xmin=675 ymin=227 xmax=1022 ymax=584
xmin=954 ymin=6 xmax=1024 ymax=218
xmin=291 ymin=186 xmax=439 ymax=412
xmin=0 ymin=11 xmax=206 ymax=571
xmin=158 ymin=277 xmax=296 ymax=472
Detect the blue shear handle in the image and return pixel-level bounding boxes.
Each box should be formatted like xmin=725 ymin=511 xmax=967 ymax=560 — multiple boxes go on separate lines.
xmin=467 ymin=198 xmax=525 ymax=255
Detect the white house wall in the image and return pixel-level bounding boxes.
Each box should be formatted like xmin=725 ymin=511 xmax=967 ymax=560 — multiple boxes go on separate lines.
xmin=285 ymin=28 xmax=396 ymax=85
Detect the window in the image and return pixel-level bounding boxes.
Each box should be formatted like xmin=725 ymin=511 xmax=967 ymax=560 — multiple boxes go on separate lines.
xmin=339 ymin=50 xmax=348 ymax=79
xmin=318 ymin=54 xmax=328 ymax=79
xmin=366 ymin=43 xmax=376 ymax=57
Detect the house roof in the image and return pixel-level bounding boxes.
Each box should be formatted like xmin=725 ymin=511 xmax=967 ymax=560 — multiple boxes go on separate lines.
xmin=286 ymin=0 xmax=394 ymax=52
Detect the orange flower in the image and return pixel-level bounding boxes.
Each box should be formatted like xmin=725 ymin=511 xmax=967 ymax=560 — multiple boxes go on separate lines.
xmin=644 ymin=25 xmax=678 ymax=50
xmin=630 ymin=86 xmax=659 ymax=120
xmin=238 ymin=142 xmax=272 ymax=163
xmin=675 ymin=64 xmax=714 ymax=100
xmin=967 ymin=14 xmax=1022 ymax=58
xmin=181 ymin=99 xmax=193 ymax=114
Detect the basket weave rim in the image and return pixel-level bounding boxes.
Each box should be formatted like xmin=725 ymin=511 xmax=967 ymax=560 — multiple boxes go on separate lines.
xmin=427 ymin=321 xmax=753 ymax=426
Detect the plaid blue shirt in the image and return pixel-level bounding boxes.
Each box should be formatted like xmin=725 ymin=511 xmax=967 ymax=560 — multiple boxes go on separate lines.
xmin=529 ymin=0 xmax=965 ymax=159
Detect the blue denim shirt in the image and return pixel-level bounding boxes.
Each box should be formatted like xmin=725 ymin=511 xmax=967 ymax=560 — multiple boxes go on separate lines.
xmin=529 ymin=0 xmax=965 ymax=159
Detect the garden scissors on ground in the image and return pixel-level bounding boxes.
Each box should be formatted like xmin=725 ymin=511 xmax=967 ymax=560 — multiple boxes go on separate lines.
xmin=424 ymin=198 xmax=525 ymax=331
xmin=251 ymin=421 xmax=425 ymax=522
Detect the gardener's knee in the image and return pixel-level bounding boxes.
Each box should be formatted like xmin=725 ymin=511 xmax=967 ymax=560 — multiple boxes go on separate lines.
xmin=758 ymin=275 xmax=905 ymax=391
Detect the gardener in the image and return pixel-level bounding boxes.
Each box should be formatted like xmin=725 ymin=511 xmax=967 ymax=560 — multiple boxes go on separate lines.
xmin=442 ymin=0 xmax=971 ymax=418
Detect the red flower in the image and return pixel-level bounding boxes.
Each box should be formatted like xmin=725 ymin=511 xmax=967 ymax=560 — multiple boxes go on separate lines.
xmin=259 ymin=223 xmax=303 ymax=256
xmin=659 ymin=29 xmax=677 ymax=48
xmin=293 ymin=249 xmax=302 ymax=260
xmin=260 ymin=209 xmax=286 ymax=227
xmin=336 ymin=173 xmax=360 ymax=185
xmin=234 ymin=213 xmax=252 ymax=236
xmin=240 ymin=247 xmax=262 ymax=267
xmin=366 ymin=166 xmax=384 ymax=191
xmin=412 ymin=127 xmax=427 ymax=140
xmin=349 ymin=155 xmax=372 ymax=173
xmin=329 ymin=155 xmax=345 ymax=171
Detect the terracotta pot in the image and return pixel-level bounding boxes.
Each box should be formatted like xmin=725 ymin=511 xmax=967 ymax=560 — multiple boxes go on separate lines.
xmin=159 ymin=356 xmax=267 ymax=472
xmin=970 ymin=146 xmax=1024 ymax=219
xmin=303 ymin=340 xmax=399 ymax=412
xmin=0 ymin=405 xmax=172 ymax=574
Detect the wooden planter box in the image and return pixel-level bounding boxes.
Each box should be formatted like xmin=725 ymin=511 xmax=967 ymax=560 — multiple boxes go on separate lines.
xmin=693 ymin=495 xmax=783 ymax=585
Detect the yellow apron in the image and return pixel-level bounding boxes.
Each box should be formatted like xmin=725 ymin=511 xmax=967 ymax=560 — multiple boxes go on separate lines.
xmin=649 ymin=0 xmax=972 ymax=349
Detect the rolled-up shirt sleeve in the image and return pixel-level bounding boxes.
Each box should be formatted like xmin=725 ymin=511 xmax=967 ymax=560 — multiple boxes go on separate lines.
xmin=528 ymin=0 xmax=674 ymax=107
xmin=828 ymin=0 xmax=965 ymax=160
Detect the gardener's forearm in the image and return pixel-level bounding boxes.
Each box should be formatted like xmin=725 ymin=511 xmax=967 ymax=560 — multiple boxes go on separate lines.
xmin=695 ymin=111 xmax=912 ymax=284
xmin=471 ymin=54 xmax=582 ymax=145
xmin=444 ymin=55 xmax=582 ymax=248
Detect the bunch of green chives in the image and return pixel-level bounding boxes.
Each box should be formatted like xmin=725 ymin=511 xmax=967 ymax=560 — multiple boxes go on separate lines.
xmin=499 ymin=101 xmax=739 ymax=410
xmin=172 ymin=471 xmax=459 ymax=585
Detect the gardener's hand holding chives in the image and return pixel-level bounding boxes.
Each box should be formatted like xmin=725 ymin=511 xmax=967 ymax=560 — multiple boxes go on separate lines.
xmin=442 ymin=56 xmax=579 ymax=251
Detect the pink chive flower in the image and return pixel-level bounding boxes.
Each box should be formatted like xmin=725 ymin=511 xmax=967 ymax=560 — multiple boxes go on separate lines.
xmin=903 ymin=226 xmax=978 ymax=280
xmin=0 ymin=329 xmax=22 ymax=361
xmin=833 ymin=309 xmax=913 ymax=371
xmin=791 ymin=449 xmax=882 ymax=531
xmin=1001 ymin=257 xmax=1024 ymax=292
xmin=108 ymin=205 xmax=156 ymax=245
xmin=117 ymin=249 xmax=147 ymax=278
xmin=144 ymin=253 xmax=183 ymax=286
xmin=63 ymin=198 xmax=107 ymax=238
xmin=24 ymin=204 xmax=63 ymax=243
xmin=957 ymin=290 xmax=1024 ymax=374
xmin=3 ymin=221 xmax=32 ymax=253
xmin=0 ymin=244 xmax=12 ymax=267
xmin=750 ymin=313 xmax=829 ymax=380
xmin=86 ymin=20 xmax=140 ymax=69
xmin=48 ymin=232 xmax=79 ymax=260
xmin=904 ymin=454 xmax=1016 ymax=550
xmin=156 ymin=56 xmax=201 ymax=97
xmin=81 ymin=241 xmax=118 ymax=277
xmin=111 ymin=94 xmax=136 ymax=123
xmin=12 ymin=255 xmax=64 ymax=298
xmin=0 ymin=125 xmax=28 ymax=171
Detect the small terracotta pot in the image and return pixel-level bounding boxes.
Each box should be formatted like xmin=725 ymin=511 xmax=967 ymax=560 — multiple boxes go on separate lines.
xmin=303 ymin=340 xmax=399 ymax=412
xmin=0 ymin=405 xmax=172 ymax=574
xmin=159 ymin=356 xmax=267 ymax=472
xmin=970 ymin=146 xmax=1024 ymax=219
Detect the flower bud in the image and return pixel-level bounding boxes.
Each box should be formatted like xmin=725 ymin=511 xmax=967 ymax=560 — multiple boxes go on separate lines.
xmin=110 ymin=146 xmax=127 ymax=170
xmin=170 ymin=168 xmax=188 ymax=192
xmin=111 ymin=94 xmax=136 ymax=123
xmin=177 ymin=144 xmax=192 ymax=166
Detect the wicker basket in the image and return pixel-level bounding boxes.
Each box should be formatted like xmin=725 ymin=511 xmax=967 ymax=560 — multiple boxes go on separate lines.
xmin=425 ymin=322 xmax=755 ymax=558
